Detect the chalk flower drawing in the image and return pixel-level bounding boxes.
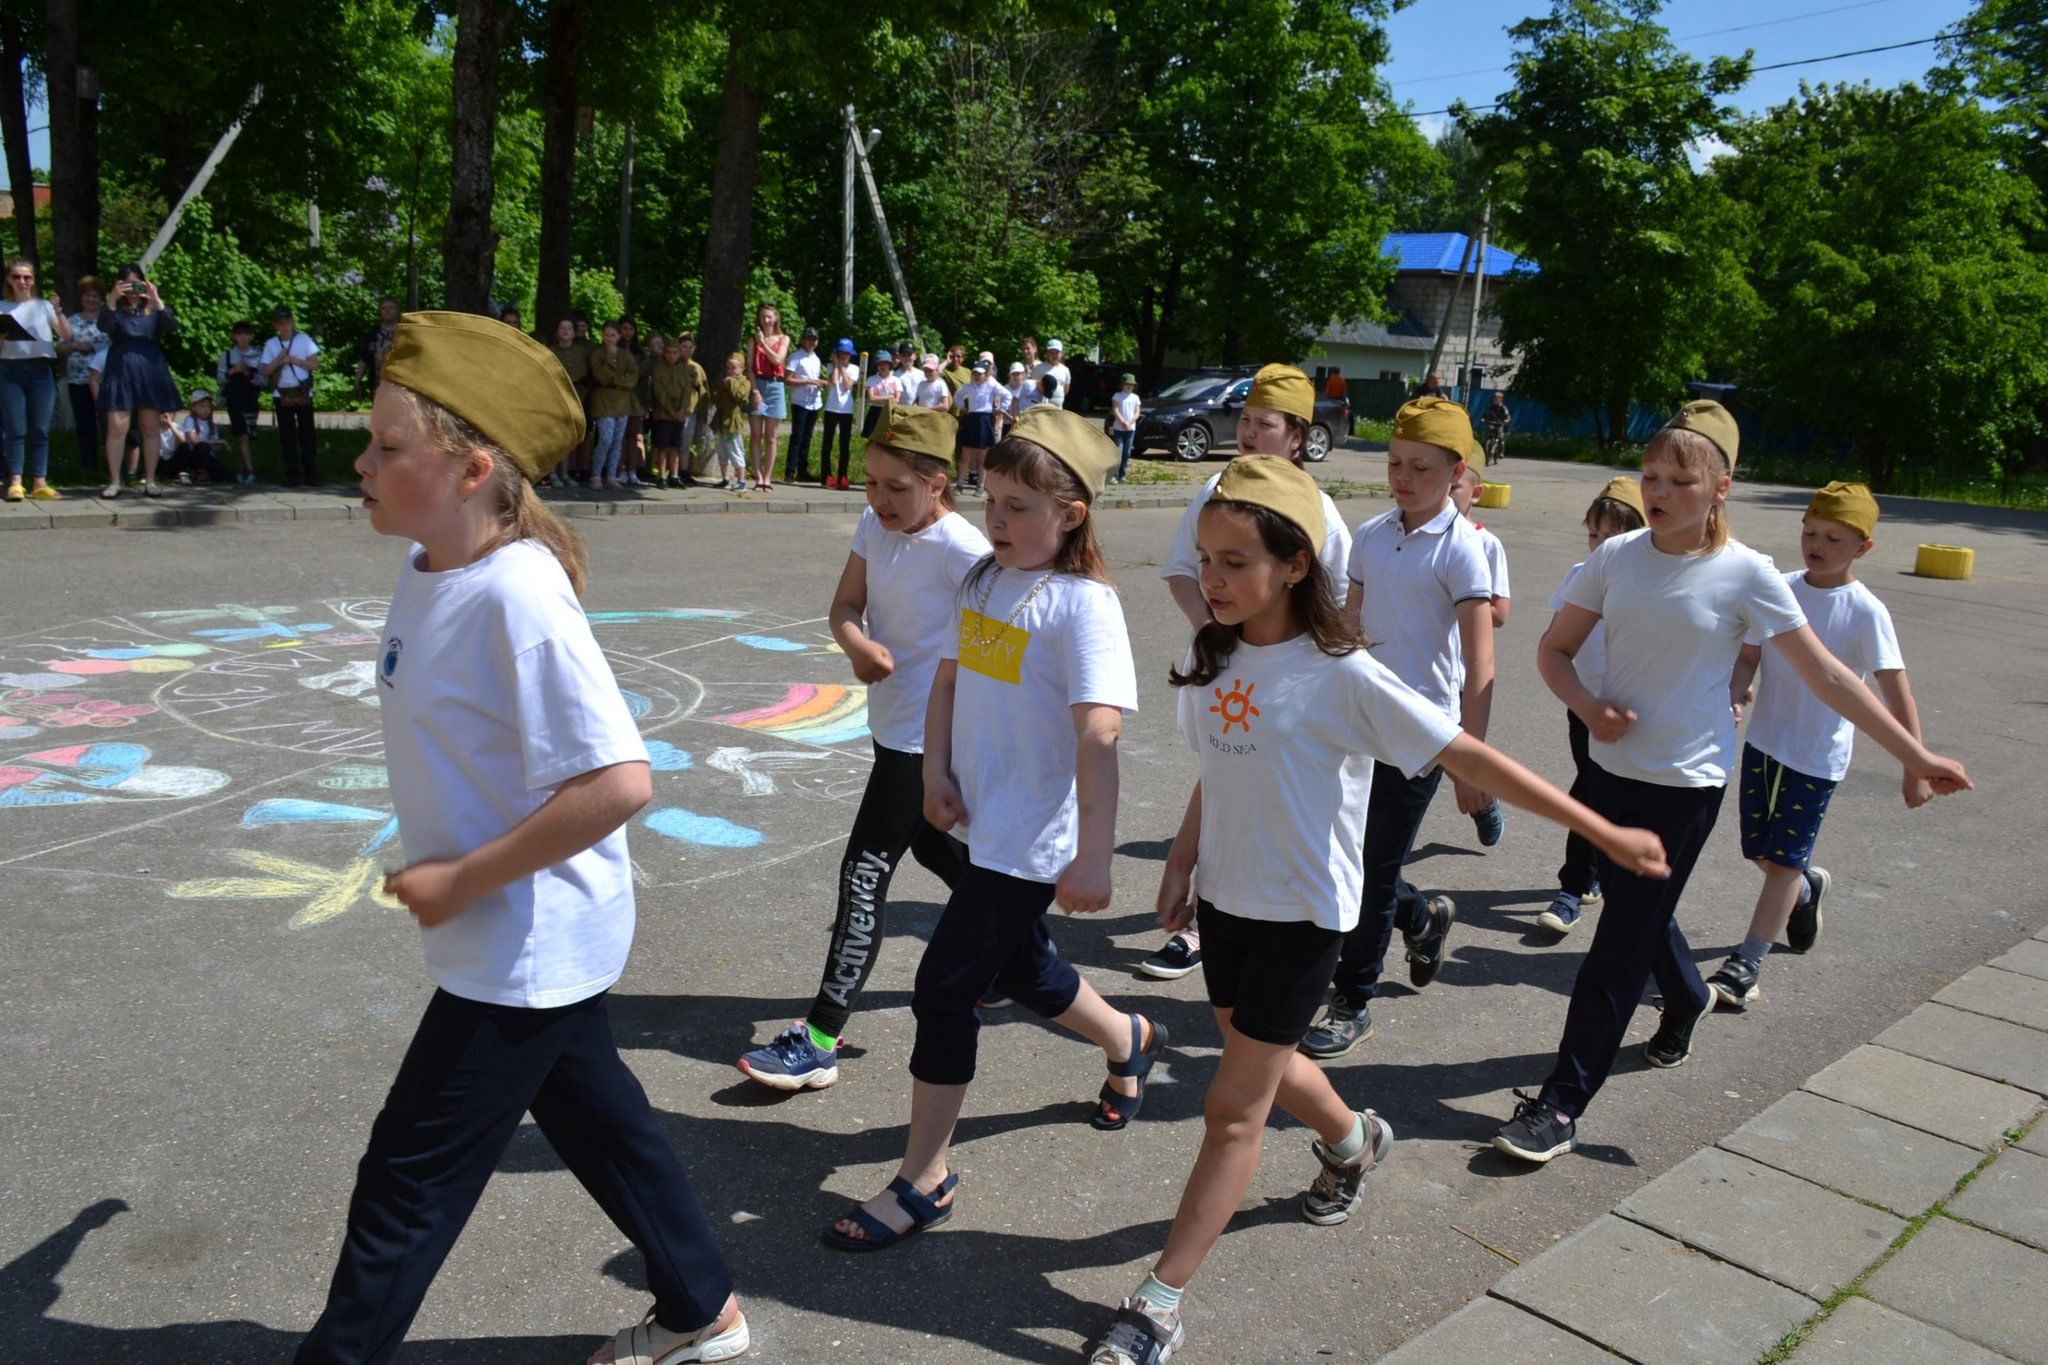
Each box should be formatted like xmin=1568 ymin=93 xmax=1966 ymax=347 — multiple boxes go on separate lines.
xmin=170 ymin=852 xmax=402 ymax=929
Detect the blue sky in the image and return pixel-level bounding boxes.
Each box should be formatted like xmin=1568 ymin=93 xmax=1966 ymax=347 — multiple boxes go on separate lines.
xmin=1383 ymin=0 xmax=1979 ymax=142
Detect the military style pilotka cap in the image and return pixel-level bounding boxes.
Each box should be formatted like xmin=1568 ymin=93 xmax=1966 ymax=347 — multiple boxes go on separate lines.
xmin=1246 ymin=363 xmax=1315 ymax=422
xmin=1807 ymin=480 xmax=1880 ymax=539
xmin=1212 ymin=455 xmax=1326 ymax=547
xmin=872 ymin=400 xmax=958 ymax=467
xmin=379 ymin=310 xmax=585 ymax=478
xmin=1010 ymin=406 xmax=1120 ymax=498
xmin=1393 ymin=395 xmax=1484 ymax=467
xmin=1662 ymin=399 xmax=1741 ymax=469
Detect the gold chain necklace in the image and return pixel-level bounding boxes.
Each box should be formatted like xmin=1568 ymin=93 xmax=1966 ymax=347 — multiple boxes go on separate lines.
xmin=966 ymin=567 xmax=1054 ymax=648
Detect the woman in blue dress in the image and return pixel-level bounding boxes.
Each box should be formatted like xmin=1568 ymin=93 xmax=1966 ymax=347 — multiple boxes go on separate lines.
xmin=96 ymin=262 xmax=180 ymax=499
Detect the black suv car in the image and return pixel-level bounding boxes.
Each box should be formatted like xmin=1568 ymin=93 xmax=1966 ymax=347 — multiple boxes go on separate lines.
xmin=1133 ymin=368 xmax=1350 ymax=462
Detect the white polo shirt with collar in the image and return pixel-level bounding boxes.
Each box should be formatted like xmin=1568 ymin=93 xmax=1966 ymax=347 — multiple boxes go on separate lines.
xmin=1346 ymin=501 xmax=1493 ymax=720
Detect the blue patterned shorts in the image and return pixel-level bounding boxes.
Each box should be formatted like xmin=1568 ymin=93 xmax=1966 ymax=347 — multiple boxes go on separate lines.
xmin=1738 ymin=742 xmax=1838 ymax=869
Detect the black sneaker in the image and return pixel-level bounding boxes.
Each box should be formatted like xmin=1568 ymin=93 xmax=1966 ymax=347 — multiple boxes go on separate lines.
xmin=1493 ymin=1089 xmax=1576 ymax=1164
xmin=1299 ymin=996 xmax=1373 ymax=1060
xmin=1787 ymin=866 xmax=1828 ymax=953
xmin=1405 ymin=895 xmax=1457 ymax=989
xmin=1644 ymin=992 xmax=1706 ymax=1068
xmin=1138 ymin=933 xmax=1201 ymax=980
xmin=1705 ymin=955 xmax=1761 ymax=1011
xmin=1301 ymin=1111 xmax=1394 ymax=1225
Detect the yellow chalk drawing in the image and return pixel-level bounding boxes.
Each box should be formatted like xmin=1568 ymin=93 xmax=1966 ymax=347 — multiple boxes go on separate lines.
xmin=170 ymin=851 xmax=401 ymax=929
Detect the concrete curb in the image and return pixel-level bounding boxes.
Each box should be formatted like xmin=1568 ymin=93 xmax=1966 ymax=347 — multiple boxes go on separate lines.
xmin=1380 ymin=925 xmax=2048 ymax=1364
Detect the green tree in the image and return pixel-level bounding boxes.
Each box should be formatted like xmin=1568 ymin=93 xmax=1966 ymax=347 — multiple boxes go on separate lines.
xmin=1716 ymin=82 xmax=2048 ymax=490
xmin=1936 ymin=0 xmax=2048 ymax=211
xmin=1468 ymin=0 xmax=1753 ymax=445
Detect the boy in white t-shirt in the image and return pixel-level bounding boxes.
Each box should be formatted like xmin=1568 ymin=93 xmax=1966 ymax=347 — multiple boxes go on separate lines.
xmin=1110 ymin=373 xmax=1141 ymax=484
xmin=1705 ymin=482 xmax=1923 ymax=1010
xmin=299 ymin=313 xmax=747 ymax=1364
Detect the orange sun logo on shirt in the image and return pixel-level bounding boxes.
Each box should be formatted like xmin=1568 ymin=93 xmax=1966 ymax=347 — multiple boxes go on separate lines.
xmin=1210 ymin=678 xmax=1259 ymax=734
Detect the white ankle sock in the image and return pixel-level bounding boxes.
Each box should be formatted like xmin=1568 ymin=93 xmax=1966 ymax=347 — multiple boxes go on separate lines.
xmin=1134 ymin=1271 xmax=1183 ymax=1315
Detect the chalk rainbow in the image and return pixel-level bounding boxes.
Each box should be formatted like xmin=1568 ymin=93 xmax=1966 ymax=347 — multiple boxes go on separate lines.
xmin=709 ymin=684 xmax=869 ymax=747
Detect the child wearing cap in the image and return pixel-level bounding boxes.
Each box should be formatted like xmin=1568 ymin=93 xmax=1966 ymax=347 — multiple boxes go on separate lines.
xmin=1495 ymin=404 xmax=1970 ymax=1166
xmin=1538 ymin=476 xmax=1647 ymax=936
xmin=1704 ymin=481 xmax=1926 ymax=1010
xmin=216 ymin=320 xmax=266 ymax=484
xmin=1449 ymin=462 xmax=1513 ymax=848
xmin=1297 ymin=397 xmax=1495 ymax=1058
xmin=952 ymin=359 xmax=1004 ymax=492
xmin=302 ymin=312 xmax=748 ymax=1364
xmin=1142 ymin=364 xmax=1353 ymax=981
xmin=1087 ymin=458 xmax=1668 ymax=1365
xmin=912 ymin=353 xmax=952 ymax=411
xmin=821 ymin=339 xmax=859 ymax=488
xmin=738 ymin=401 xmax=990 ymax=1091
xmin=1003 ymin=360 xmax=1034 ymax=437
xmin=823 ymin=407 xmax=1158 ymax=1254
xmin=862 ymin=350 xmax=903 ymax=443
xmin=1109 ymin=374 xmax=1141 ymax=483
xmin=260 ymin=306 xmax=321 ymax=487
xmin=784 ymin=326 xmax=825 ymax=484
xmin=169 ymin=389 xmax=231 ymax=484
xmin=1038 ymin=339 xmax=1071 ymax=408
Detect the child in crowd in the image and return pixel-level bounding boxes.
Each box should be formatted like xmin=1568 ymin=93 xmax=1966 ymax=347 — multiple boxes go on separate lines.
xmin=1303 ymin=396 xmax=1496 ymax=1058
xmin=862 ymin=350 xmax=903 ymax=440
xmin=548 ymin=318 xmax=593 ymax=488
xmin=1538 ymin=476 xmax=1647 ymax=935
xmin=738 ymin=402 xmax=990 ymax=1091
xmin=821 ymin=408 xmax=1161 ymax=1253
xmin=1495 ymin=404 xmax=1968 ymax=1166
xmin=710 ymin=351 xmax=755 ymax=492
xmin=820 ymin=339 xmax=859 ymax=489
xmin=1087 ymin=458 xmax=1667 ymax=1365
xmin=1143 ymin=364 xmax=1353 ymax=982
xmin=649 ymin=335 xmax=700 ymax=489
xmin=1110 ymin=374 xmax=1141 ymax=484
xmin=168 ymin=389 xmax=231 ymax=484
xmin=217 ymin=319 xmax=265 ymax=484
xmin=301 ymin=311 xmax=747 ymax=1365
xmin=1704 ymin=481 xmax=1925 ymax=1010
xmin=913 ymin=354 xmax=952 ymax=410
xmin=951 ymin=359 xmax=1004 ymax=493
xmin=586 ymin=321 xmax=638 ymax=490
xmin=1004 ymin=360 xmax=1033 ymax=437
xmin=1450 ymin=463 xmax=1512 ymax=847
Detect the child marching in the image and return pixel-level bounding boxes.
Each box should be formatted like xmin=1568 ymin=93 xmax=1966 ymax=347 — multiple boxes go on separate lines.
xmin=1085 ymin=458 xmax=1667 ymax=1365
xmin=737 ymin=402 xmax=990 ymax=1090
xmin=1495 ymin=403 xmax=1970 ymax=1166
xmin=821 ymin=407 xmax=1165 ymax=1253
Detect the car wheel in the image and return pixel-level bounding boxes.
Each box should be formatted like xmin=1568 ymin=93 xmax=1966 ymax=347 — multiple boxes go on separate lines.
xmin=1304 ymin=422 xmax=1333 ymax=463
xmin=1173 ymin=422 xmax=1212 ymax=462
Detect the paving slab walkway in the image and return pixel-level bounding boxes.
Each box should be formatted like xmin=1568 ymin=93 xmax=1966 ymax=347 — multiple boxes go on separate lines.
xmin=1377 ymin=943 xmax=2048 ymax=1364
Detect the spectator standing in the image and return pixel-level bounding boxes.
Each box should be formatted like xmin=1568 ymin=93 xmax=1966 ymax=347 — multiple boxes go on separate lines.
xmin=586 ymin=321 xmax=639 ymax=490
xmin=261 ymin=306 xmax=322 ymax=487
xmin=1004 ymin=360 xmax=1034 ymax=436
xmin=784 ymin=326 xmax=825 ymax=484
xmin=548 ymin=318 xmax=594 ymax=487
xmin=820 ymin=338 xmax=858 ymax=489
xmin=952 ymin=358 xmax=1004 ymax=493
xmin=217 ymin=320 xmax=267 ymax=483
xmin=617 ymin=316 xmax=648 ymax=487
xmin=941 ymin=344 xmax=972 ymax=394
xmin=353 ymin=297 xmax=401 ymax=399
xmin=862 ymin=349 xmax=903 ymax=440
xmin=0 ymin=257 xmax=71 ymax=501
xmin=1038 ymin=338 xmax=1072 ymax=409
xmin=912 ymin=354 xmax=952 ymax=410
xmin=748 ymin=303 xmax=790 ymax=492
xmin=96 ymin=263 xmax=179 ymax=500
xmin=498 ymin=305 xmax=522 ymax=331
xmin=59 ymin=276 xmax=105 ymax=480
xmin=1110 ymin=373 xmax=1141 ymax=484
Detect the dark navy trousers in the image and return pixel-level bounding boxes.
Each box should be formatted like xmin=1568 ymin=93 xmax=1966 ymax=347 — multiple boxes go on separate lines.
xmin=909 ymin=862 xmax=1082 ymax=1084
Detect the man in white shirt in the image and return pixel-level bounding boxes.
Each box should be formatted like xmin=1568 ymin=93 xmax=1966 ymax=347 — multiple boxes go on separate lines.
xmin=260 ymin=306 xmax=322 ymax=486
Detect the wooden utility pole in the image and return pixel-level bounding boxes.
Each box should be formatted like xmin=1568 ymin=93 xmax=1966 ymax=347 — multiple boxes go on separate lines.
xmin=1459 ymin=199 xmax=1492 ymax=405
xmin=141 ymin=87 xmax=263 ymax=269
xmin=1423 ymin=227 xmax=1478 ymax=386
xmin=845 ymin=105 xmax=920 ymax=355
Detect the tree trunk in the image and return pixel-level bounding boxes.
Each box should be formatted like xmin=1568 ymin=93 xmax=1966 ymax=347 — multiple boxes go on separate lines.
xmin=0 ymin=20 xmax=36 ymax=266
xmin=45 ymin=0 xmax=97 ymax=301
xmin=442 ymin=0 xmax=504 ymax=314
xmin=533 ymin=0 xmax=583 ymax=334
xmin=697 ymin=33 xmax=765 ymax=360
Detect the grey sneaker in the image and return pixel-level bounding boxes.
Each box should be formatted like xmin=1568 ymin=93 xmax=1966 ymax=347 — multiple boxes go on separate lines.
xmin=1787 ymin=866 xmax=1828 ymax=953
xmin=1299 ymin=996 xmax=1374 ymax=1060
xmin=1088 ymin=1294 xmax=1184 ymax=1365
xmin=1405 ymin=895 xmax=1457 ymax=988
xmin=1301 ymin=1111 xmax=1394 ymax=1225
xmin=1705 ymin=955 xmax=1761 ymax=1011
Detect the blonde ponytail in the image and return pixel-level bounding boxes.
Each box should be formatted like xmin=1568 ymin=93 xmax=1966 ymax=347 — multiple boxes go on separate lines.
xmin=395 ymin=387 xmax=590 ymax=596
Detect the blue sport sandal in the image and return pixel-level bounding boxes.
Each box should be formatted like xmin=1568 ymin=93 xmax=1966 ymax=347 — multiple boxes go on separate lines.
xmin=821 ymin=1173 xmax=958 ymax=1253
xmin=1093 ymin=1013 xmax=1168 ymax=1131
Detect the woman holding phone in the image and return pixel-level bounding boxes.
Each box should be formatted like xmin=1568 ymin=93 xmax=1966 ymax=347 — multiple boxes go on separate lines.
xmin=96 ymin=262 xmax=180 ymax=499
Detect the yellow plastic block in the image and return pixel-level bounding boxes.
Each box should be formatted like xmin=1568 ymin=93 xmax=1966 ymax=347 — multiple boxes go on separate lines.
xmin=1476 ymin=483 xmax=1511 ymax=510
xmin=1913 ymin=544 xmax=1974 ymax=580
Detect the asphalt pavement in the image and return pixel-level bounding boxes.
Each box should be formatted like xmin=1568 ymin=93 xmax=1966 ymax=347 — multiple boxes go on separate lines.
xmin=1 ymin=444 xmax=2043 ymax=1362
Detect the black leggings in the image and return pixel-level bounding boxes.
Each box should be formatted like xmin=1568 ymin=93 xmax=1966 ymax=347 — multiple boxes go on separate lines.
xmin=1539 ymin=763 xmax=1721 ymax=1120
xmin=822 ymin=409 xmax=854 ymax=477
xmin=807 ymin=742 xmax=966 ymax=1038
xmin=1555 ymin=712 xmax=1601 ymax=896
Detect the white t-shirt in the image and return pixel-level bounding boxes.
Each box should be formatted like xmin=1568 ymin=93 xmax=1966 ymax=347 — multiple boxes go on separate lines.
xmin=1346 ymin=503 xmax=1493 ymax=719
xmin=1179 ymin=636 xmax=1461 ymax=931
xmin=378 ymin=539 xmax=649 ymax=1008
xmin=851 ymin=507 xmax=992 ymax=753
xmin=1035 ymin=360 xmax=1072 ymax=407
xmin=866 ymin=373 xmax=904 ymax=405
xmin=1005 ymin=380 xmax=1033 ymax=416
xmin=1745 ymin=573 xmax=1903 ymax=781
xmin=941 ymin=570 xmax=1139 ymax=881
xmin=0 ymin=298 xmax=60 ymax=361
xmin=1549 ymin=562 xmax=1608 ymax=696
xmin=1163 ymin=469 xmax=1351 ymax=610
xmin=955 ymin=377 xmax=1003 ymax=414
xmin=176 ymin=413 xmax=220 ymax=443
xmin=825 ymin=363 xmax=858 ymax=414
xmin=261 ymin=331 xmax=320 ymax=388
xmin=1112 ymin=391 xmax=1141 ymax=430
xmin=788 ymin=348 xmax=824 ymax=410
xmin=1563 ymin=529 xmax=1805 ymax=788
xmin=913 ymin=376 xmax=951 ymax=409
xmin=1471 ymin=521 xmax=1511 ymax=601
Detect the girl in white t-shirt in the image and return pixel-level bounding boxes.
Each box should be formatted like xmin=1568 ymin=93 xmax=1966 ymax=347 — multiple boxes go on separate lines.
xmin=953 ymin=360 xmax=1005 ymax=492
xmin=862 ymin=351 xmax=903 ymax=440
xmin=1494 ymin=401 xmax=1970 ymax=1168
xmin=1086 ymin=458 xmax=1668 ymax=1365
xmin=822 ymin=406 xmax=1158 ymax=1254
xmin=300 ymin=313 xmax=748 ymax=1365
xmin=738 ymin=402 xmax=990 ymax=1092
xmin=1538 ymin=476 xmax=1646 ymax=936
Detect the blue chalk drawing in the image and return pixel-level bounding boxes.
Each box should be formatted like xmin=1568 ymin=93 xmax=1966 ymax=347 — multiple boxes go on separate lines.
xmin=644 ymin=807 xmax=764 ymax=849
xmin=242 ymin=797 xmax=400 ymax=855
xmin=643 ymin=740 xmax=693 ymax=771
xmin=734 ymin=634 xmax=808 ymax=652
